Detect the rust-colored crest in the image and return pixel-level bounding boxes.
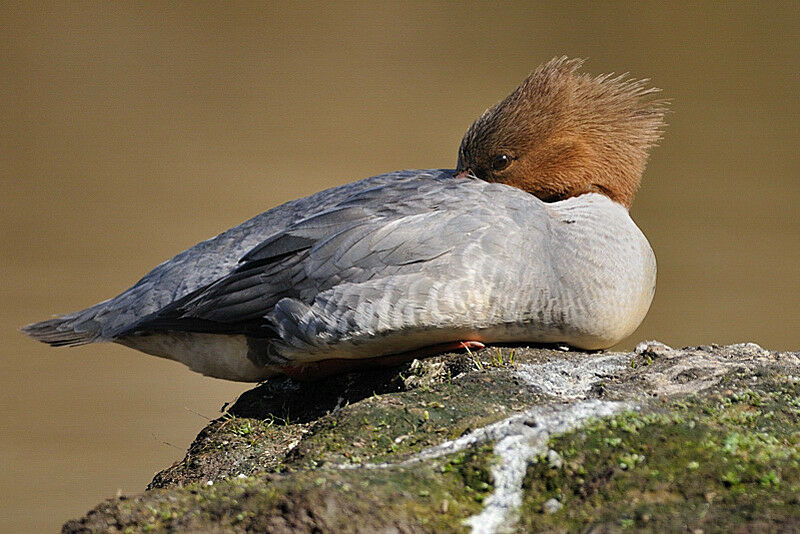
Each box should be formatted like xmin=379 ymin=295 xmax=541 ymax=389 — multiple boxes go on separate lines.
xmin=457 ymin=57 xmax=668 ymax=207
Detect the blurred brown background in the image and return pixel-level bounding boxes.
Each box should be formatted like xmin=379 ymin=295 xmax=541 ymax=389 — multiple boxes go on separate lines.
xmin=2 ymin=2 xmax=798 ymax=531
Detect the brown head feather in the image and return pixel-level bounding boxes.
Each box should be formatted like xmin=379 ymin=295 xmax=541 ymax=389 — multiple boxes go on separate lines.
xmin=457 ymin=57 xmax=667 ymax=208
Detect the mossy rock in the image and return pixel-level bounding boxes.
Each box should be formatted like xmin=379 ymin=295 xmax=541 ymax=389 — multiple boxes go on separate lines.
xmin=63 ymin=343 xmax=800 ymax=533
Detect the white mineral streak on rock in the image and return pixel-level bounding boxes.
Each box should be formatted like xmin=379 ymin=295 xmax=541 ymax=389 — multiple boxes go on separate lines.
xmin=514 ymin=354 xmax=628 ymax=399
xmin=332 ymin=356 xmax=635 ymax=532
xmin=462 ymin=400 xmax=628 ymax=534
xmin=332 ymin=397 xmax=629 ymax=533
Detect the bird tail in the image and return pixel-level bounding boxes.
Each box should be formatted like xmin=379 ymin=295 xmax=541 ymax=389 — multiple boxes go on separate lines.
xmin=22 ymin=312 xmax=102 ymax=347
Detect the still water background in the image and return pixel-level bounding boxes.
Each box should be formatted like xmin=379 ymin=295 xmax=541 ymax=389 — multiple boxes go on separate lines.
xmin=2 ymin=3 xmax=798 ymax=531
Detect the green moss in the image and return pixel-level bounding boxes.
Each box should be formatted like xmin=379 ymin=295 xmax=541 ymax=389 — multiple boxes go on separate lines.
xmin=519 ymin=381 xmax=800 ymax=532
xmin=69 ymin=446 xmax=497 ymax=533
xmin=469 ymin=347 xmax=518 ymax=370
xmin=289 ymin=370 xmax=537 ymax=468
xmin=148 ymin=412 xmax=310 ymax=489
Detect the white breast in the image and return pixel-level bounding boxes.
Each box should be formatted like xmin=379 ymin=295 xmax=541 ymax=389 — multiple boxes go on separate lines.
xmin=542 ymin=193 xmax=656 ymax=348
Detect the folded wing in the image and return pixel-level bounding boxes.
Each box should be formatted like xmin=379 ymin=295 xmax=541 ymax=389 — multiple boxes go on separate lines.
xmin=124 ymin=177 xmax=549 ymax=361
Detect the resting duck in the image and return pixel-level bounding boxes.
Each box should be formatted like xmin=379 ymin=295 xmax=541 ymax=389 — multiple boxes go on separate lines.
xmin=24 ymin=57 xmax=666 ymax=381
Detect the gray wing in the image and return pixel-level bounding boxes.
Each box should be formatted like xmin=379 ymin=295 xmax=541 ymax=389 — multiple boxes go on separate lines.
xmin=129 ymin=177 xmax=554 ymax=360
xmin=23 ymin=169 xmax=452 ymax=345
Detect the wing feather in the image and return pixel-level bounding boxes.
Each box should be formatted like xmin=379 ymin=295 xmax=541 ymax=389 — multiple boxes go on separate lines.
xmin=125 ymin=177 xmax=547 ymax=348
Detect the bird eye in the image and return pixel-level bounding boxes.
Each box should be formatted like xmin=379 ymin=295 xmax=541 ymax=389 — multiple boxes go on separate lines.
xmin=491 ymin=154 xmax=511 ymax=171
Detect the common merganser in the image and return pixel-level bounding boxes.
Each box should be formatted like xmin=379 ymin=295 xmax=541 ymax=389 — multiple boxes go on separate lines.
xmin=23 ymin=57 xmax=666 ymax=382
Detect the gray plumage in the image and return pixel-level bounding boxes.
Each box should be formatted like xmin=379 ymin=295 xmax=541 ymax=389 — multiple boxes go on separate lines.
xmin=24 ymin=169 xmax=655 ymax=381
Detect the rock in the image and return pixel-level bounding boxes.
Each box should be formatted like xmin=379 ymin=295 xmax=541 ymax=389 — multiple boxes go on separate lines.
xmin=62 ymin=343 xmax=800 ymax=533
xmin=546 ymin=449 xmax=563 ymax=469
xmin=543 ymin=498 xmax=563 ymax=514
